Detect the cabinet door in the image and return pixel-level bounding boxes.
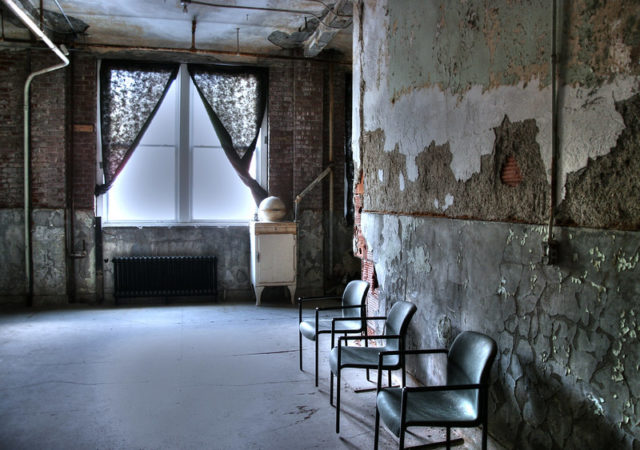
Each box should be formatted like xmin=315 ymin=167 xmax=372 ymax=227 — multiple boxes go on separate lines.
xmin=255 ymin=233 xmax=296 ymax=284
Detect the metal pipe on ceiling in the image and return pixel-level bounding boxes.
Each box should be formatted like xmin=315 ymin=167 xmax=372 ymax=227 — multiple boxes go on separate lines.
xmin=72 ymin=41 xmax=352 ymax=65
xmin=181 ymin=1 xmax=318 ymax=16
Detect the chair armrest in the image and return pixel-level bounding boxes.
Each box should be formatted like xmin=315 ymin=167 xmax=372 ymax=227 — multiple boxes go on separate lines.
xmin=335 ymin=333 xmax=401 ymax=349
xmin=298 ymin=297 xmax=343 ymax=323
xmin=297 ymin=295 xmax=341 ymax=303
xmin=316 ymin=304 xmax=362 ymax=312
xmin=339 ymin=334 xmax=400 ymax=343
xmin=363 ymin=315 xmax=388 ymax=321
xmin=377 ymin=349 xmax=448 ymax=358
xmin=375 ymin=349 xmax=448 ymax=391
xmin=330 ymin=315 xmax=386 ymax=342
xmin=401 ymin=383 xmax=483 ymax=393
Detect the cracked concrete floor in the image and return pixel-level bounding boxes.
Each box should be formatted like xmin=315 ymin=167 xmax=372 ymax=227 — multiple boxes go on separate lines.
xmin=0 ymin=302 xmax=504 ymax=449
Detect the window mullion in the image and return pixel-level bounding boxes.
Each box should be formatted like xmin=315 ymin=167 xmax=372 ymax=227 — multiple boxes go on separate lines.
xmin=178 ymin=64 xmax=191 ymax=222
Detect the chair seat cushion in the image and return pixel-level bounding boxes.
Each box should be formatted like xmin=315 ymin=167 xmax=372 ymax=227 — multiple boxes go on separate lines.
xmin=377 ymin=388 xmax=479 ymax=436
xmin=329 ymin=345 xmax=400 ymax=373
xmin=299 ymin=319 xmax=362 ymax=341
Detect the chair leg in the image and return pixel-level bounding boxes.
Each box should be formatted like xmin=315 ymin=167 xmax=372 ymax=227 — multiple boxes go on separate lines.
xmin=446 ymin=427 xmax=451 ymax=450
xmin=374 ymin=407 xmax=380 ymax=450
xmin=299 ymin=331 xmax=303 ymax=371
xmin=482 ymin=418 xmax=488 ymax=450
xmin=329 ymin=372 xmax=334 ymax=406
xmin=388 ymin=370 xmax=392 ymax=387
xmin=365 ymin=329 xmax=371 ymax=382
xmin=336 ymin=369 xmax=341 ymax=433
xmin=315 ymin=336 xmax=319 ymax=386
xmin=399 ymin=426 xmax=405 ymax=450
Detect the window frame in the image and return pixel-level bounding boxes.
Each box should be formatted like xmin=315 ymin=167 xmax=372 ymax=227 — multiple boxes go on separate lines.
xmin=97 ymin=62 xmax=267 ymax=227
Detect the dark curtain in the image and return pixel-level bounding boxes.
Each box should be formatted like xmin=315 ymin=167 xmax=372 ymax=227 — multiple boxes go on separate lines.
xmin=188 ymin=64 xmax=269 ymax=205
xmin=96 ymin=60 xmax=179 ymax=196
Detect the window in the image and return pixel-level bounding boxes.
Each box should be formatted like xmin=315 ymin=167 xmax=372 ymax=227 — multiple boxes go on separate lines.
xmin=101 ymin=64 xmax=266 ymax=224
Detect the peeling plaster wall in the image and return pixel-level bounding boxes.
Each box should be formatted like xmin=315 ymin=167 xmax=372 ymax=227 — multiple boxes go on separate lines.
xmin=102 ymin=226 xmax=251 ymax=303
xmin=362 ymin=214 xmax=640 ymax=448
xmin=0 ymin=210 xmax=25 ymax=304
xmin=356 ymin=0 xmax=640 ymax=223
xmin=355 ymin=0 xmax=640 ymax=448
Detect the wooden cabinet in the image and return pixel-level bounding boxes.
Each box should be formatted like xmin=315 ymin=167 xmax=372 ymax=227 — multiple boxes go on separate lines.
xmin=249 ymin=221 xmax=297 ymax=305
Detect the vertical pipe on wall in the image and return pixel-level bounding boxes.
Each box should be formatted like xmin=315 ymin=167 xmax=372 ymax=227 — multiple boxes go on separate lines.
xmin=328 ymin=63 xmax=334 ymax=283
xmin=66 ymin=52 xmax=75 ymax=302
xmin=23 ymin=61 xmax=69 ymax=302
xmin=546 ymin=0 xmax=559 ymax=264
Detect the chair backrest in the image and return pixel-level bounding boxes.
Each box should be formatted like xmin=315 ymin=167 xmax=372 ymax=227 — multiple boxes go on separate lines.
xmin=446 ymin=331 xmax=497 ymax=418
xmin=384 ymin=301 xmax=417 ymax=350
xmin=341 ymin=280 xmax=369 ymax=320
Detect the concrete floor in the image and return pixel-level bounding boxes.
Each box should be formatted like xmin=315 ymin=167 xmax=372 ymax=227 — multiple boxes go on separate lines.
xmin=0 ymin=300 xmax=505 ymax=449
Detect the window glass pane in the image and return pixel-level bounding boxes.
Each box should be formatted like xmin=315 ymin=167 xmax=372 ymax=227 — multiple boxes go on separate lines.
xmin=107 ymin=145 xmax=176 ymax=221
xmin=138 ymin=79 xmax=177 ymax=146
xmin=191 ymin=85 xmax=221 ymax=147
xmin=192 ymin=146 xmax=255 ymax=221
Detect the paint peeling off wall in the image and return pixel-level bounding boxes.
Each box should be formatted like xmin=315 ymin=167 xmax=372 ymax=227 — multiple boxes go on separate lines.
xmin=365 ymin=74 xmax=636 ymax=194
xmin=0 ymin=210 xmax=25 ymax=303
xmin=556 ymin=93 xmax=640 ymax=229
xmin=363 ymin=117 xmax=550 ymax=224
xmin=360 ymin=0 xmax=639 ymax=210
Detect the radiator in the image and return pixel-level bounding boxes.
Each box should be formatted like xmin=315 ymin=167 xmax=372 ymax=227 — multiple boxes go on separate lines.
xmin=113 ymin=256 xmax=217 ymax=301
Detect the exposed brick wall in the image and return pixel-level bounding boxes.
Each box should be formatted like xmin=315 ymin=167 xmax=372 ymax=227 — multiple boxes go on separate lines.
xmin=292 ymin=60 xmax=324 ymax=211
xmin=0 ymin=50 xmax=96 ymax=210
xmin=353 ymin=172 xmax=379 ymax=325
xmin=30 ymin=51 xmax=67 ymax=208
xmin=268 ymin=60 xmax=328 ymax=214
xmin=71 ymin=54 xmax=97 ymax=210
xmin=267 ymin=62 xmax=295 ymax=211
xmin=0 ymin=50 xmax=28 ymax=208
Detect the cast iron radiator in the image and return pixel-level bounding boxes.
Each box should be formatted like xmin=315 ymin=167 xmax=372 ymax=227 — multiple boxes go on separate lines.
xmin=113 ymin=256 xmax=217 ymax=301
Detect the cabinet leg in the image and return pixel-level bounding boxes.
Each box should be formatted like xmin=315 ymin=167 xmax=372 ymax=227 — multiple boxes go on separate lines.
xmin=287 ymin=285 xmax=296 ymax=305
xmin=254 ymin=286 xmax=264 ymax=305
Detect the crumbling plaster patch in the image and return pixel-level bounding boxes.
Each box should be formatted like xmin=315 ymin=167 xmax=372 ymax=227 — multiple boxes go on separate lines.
xmin=556 ymin=93 xmax=640 ymax=229
xmin=32 ymin=209 xmax=67 ymax=304
xmin=362 ymin=117 xmax=550 ymax=224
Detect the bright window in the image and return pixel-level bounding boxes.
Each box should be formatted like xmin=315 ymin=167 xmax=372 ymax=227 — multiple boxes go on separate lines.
xmin=103 ymin=64 xmax=264 ymax=224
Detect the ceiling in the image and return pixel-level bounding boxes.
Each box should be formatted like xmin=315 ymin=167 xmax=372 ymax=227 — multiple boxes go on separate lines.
xmin=1 ymin=0 xmax=353 ymax=62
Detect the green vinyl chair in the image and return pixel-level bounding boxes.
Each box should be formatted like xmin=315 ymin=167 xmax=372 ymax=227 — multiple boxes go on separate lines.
xmin=374 ymin=331 xmax=497 ymax=450
xmin=329 ymin=300 xmax=417 ymax=433
xmin=298 ymin=280 xmax=369 ymax=386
